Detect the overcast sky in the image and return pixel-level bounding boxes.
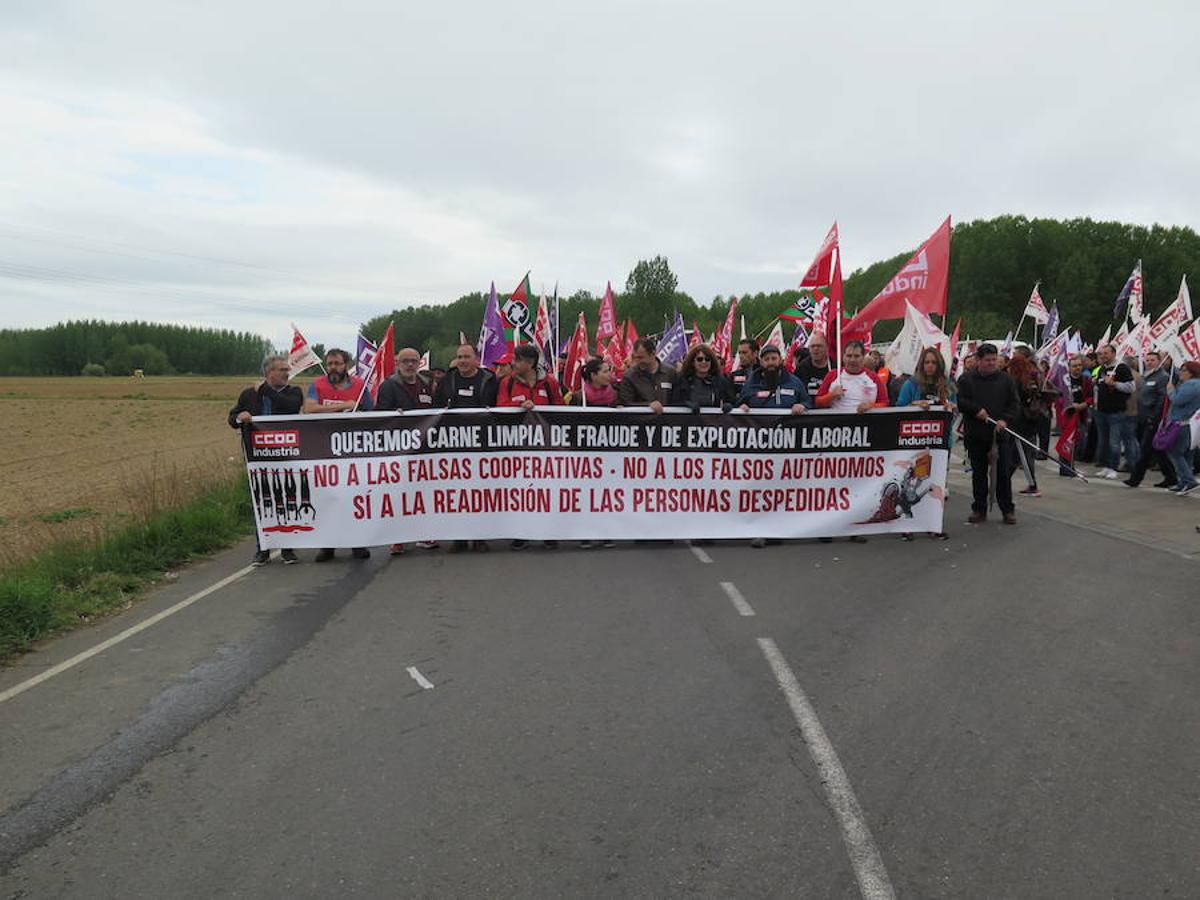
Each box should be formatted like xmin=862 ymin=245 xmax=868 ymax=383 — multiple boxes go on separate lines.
xmin=2 ymin=0 xmax=1197 ymax=351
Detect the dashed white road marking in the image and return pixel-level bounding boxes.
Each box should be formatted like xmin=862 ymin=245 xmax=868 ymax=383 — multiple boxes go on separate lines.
xmin=0 ymin=564 xmax=255 ymax=706
xmin=406 ymin=666 xmax=435 ymax=690
xmin=689 ymin=543 xmax=713 ymax=564
xmin=757 ymin=637 xmax=895 ymax=900
xmin=719 ymin=581 xmax=756 ymax=617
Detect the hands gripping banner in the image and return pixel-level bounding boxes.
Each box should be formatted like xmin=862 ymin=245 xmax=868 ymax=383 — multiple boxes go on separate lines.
xmin=242 ymin=408 xmax=952 ymax=546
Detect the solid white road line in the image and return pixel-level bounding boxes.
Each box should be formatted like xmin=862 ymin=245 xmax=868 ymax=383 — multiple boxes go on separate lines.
xmin=757 ymin=638 xmax=895 ymax=900
xmin=719 ymin=581 xmax=756 ymax=617
xmin=0 ymin=563 xmax=256 ymax=706
xmin=689 ymin=543 xmax=713 ymax=564
xmin=406 ymin=666 xmax=435 ymax=690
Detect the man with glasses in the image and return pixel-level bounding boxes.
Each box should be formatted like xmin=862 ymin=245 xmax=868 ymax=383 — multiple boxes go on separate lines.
xmin=377 ymin=347 xmax=436 ymax=412
xmin=377 ymin=347 xmax=440 ymax=556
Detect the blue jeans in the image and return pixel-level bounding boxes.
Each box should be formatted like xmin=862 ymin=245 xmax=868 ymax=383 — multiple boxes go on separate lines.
xmin=1165 ymin=428 xmax=1198 ymax=489
xmin=1118 ymin=413 xmax=1139 ymax=470
xmin=1095 ymin=410 xmax=1137 ymax=470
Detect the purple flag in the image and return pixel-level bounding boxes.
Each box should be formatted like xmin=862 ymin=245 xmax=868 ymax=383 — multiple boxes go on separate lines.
xmin=656 ymin=312 xmax=688 ymax=367
xmin=354 ymin=334 xmax=378 ymax=379
xmin=478 ymin=281 xmax=507 ymax=368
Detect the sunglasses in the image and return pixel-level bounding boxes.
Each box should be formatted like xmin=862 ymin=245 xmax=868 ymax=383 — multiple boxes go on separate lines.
xmin=694 ymin=356 xmax=712 ymax=362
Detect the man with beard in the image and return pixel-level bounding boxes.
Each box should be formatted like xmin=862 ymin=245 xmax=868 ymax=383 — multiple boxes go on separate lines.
xmin=730 ymin=339 xmax=760 ymax=394
xmin=229 ymin=353 xmax=303 ymax=566
xmin=956 ymin=343 xmax=1021 ymax=525
xmin=793 ymin=333 xmax=832 ymax=399
xmin=1056 ymin=354 xmax=1094 ymax=477
xmin=738 ymin=345 xmax=809 ymax=548
xmin=303 ymin=349 xmax=373 ymax=561
xmin=738 ymin=345 xmax=809 ymax=413
xmin=303 ymin=347 xmax=373 ymax=413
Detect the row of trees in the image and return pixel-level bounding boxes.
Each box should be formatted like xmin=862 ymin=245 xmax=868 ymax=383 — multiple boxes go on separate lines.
xmin=362 ymin=216 xmax=1200 ymax=366
xmin=6 ymin=216 xmax=1198 ymax=377
xmin=0 ymin=321 xmax=273 ymax=376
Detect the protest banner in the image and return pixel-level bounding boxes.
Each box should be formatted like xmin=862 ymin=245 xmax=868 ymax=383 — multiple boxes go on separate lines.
xmin=242 ymin=408 xmax=951 ymax=546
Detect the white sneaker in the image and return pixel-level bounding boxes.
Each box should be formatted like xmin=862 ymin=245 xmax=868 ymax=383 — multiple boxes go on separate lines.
xmin=1094 ymin=467 xmax=1111 ymax=477
xmin=1104 ymin=470 xmax=1119 ymax=479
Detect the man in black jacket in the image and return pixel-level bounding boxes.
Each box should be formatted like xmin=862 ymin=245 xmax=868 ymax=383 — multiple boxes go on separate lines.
xmin=433 ymin=344 xmax=498 ymax=409
xmin=617 ymin=338 xmax=678 ymax=411
xmin=228 ymin=353 xmax=303 ymax=565
xmin=1124 ymin=351 xmax=1175 ymax=488
xmin=955 ymin=343 xmax=1021 ymax=525
xmin=376 ymin=347 xmax=436 ymax=411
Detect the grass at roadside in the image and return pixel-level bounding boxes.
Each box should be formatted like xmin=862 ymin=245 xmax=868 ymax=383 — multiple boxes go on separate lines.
xmin=0 ymin=476 xmax=254 ymax=661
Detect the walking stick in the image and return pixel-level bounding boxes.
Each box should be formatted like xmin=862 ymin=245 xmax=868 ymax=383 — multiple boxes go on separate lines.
xmin=985 ymin=416 xmax=1089 ymax=483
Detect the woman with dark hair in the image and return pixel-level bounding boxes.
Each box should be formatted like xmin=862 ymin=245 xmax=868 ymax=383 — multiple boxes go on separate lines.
xmin=1163 ymin=361 xmax=1200 ymax=495
xmin=672 ymin=344 xmax=737 ymax=410
xmin=568 ymin=357 xmax=618 ymax=407
xmin=1006 ymin=354 xmax=1058 ymax=497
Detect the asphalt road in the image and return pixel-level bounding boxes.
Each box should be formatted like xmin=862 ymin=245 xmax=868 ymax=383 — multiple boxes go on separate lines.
xmin=2 ymin=487 xmax=1199 ymax=898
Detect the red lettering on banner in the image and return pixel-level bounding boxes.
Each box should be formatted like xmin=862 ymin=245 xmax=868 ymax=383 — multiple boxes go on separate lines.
xmin=623 ymin=458 xmax=647 ymax=478
xmin=313 ymin=464 xmax=339 ymax=487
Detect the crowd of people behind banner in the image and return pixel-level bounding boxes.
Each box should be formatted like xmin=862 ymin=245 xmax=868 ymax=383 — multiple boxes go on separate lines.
xmin=229 ymin=332 xmax=1200 ymax=566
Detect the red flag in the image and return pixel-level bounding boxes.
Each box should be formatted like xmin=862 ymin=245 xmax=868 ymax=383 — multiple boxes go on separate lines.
xmin=824 ymin=251 xmax=844 ymax=339
xmin=689 ymin=321 xmax=702 ymax=350
xmin=1055 ymin=410 xmax=1079 ymax=461
xmin=563 ymin=313 xmax=590 ymax=394
xmin=597 ymin=281 xmax=618 ymax=344
xmin=602 ymin=335 xmax=625 ymax=380
xmin=361 ymin=322 xmax=395 ymax=406
xmin=713 ymin=298 xmax=738 ymax=373
xmin=845 ymin=216 xmax=952 ymax=334
xmin=799 ymin=222 xmax=838 ymax=289
xmin=624 ymin=318 xmax=639 ymax=351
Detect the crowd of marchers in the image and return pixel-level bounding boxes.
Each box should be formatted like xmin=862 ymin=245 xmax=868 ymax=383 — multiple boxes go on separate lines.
xmin=228 ymin=335 xmax=1200 ymax=566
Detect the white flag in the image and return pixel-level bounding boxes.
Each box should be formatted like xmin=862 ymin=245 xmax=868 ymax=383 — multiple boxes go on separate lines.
xmin=1149 ymin=275 xmax=1193 ymax=350
xmin=1023 ymin=284 xmax=1050 ymax=325
xmin=419 ymin=350 xmax=431 ymax=372
xmin=885 ymin=300 xmax=949 ymax=376
xmin=287 ymin=323 xmax=321 ymax=377
xmin=763 ymin=320 xmax=785 ymax=353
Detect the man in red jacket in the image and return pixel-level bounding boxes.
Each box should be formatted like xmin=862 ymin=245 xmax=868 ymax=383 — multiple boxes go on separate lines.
xmin=497 ymin=344 xmax=563 ymax=408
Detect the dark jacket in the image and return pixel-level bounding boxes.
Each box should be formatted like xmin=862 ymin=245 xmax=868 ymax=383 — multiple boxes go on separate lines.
xmin=228 ymin=382 xmax=303 ymax=428
xmin=618 ymin=363 xmax=678 ymax=407
xmin=1095 ymin=362 xmax=1135 ymax=414
xmin=793 ymin=358 xmax=830 ymax=399
xmin=672 ymin=373 xmax=737 ymax=410
xmin=738 ymin=368 xmax=811 ymax=409
xmin=955 ymin=369 xmax=1021 ymax=443
xmin=729 ymin=364 xmax=760 ymax=394
xmin=1137 ymin=367 xmax=1170 ymax=421
xmin=376 ymin=373 xmax=435 ymax=411
xmin=432 ymin=367 xmax=498 ymax=408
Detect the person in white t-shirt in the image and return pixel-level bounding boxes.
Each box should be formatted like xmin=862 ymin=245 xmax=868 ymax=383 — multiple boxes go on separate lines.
xmin=813 ymin=340 xmax=889 ymax=412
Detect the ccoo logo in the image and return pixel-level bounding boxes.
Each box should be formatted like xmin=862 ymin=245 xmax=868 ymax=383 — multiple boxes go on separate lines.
xmin=899 ymin=420 xmax=945 ymax=437
xmin=252 ymin=430 xmax=300 ymax=448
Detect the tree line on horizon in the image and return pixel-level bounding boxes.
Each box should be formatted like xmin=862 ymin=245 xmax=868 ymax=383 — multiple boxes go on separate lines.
xmin=4 ymin=215 xmax=1199 ymax=377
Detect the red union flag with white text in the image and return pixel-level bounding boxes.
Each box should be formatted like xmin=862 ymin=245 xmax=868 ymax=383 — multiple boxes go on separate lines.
xmin=845 ymin=217 xmax=952 ymax=333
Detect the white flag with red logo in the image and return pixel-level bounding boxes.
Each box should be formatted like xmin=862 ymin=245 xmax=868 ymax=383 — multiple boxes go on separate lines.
xmin=1149 ymin=275 xmax=1193 ymax=350
xmin=288 ymin=323 xmax=321 ymax=377
xmin=763 ymin=320 xmax=785 ymax=355
xmin=1023 ymin=283 xmax=1049 ymax=324
xmin=419 ymin=350 xmax=430 ymax=372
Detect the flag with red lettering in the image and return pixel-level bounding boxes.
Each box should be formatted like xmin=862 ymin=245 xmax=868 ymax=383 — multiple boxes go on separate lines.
xmin=844 ymin=216 xmax=952 ymax=334
xmin=288 ymin=323 xmax=322 ymax=377
xmin=1149 ymin=275 xmax=1192 ymax=349
xmin=533 ymin=290 xmax=553 ymax=367
xmin=713 ymin=298 xmax=738 ymax=372
xmin=1055 ymin=410 xmax=1080 ymax=461
xmin=625 ymin=319 xmax=639 ymax=352
xmin=1023 ymin=283 xmax=1049 ymax=324
xmin=562 ymin=313 xmax=590 ymax=393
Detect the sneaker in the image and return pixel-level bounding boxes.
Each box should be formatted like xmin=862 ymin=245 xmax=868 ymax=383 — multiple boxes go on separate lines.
xmin=1018 ymin=486 xmax=1041 ymax=496
xmin=251 ymin=550 xmax=270 ymax=566
xmin=314 ymin=548 xmax=334 ymax=563
xmin=1122 ymin=479 xmax=1138 ymax=488
xmin=389 ymin=543 xmax=406 ymax=556
xmin=967 ymin=512 xmax=987 ymax=524
xmin=1095 ymin=467 xmax=1113 ymax=478
xmin=415 ymin=541 xmax=440 ymax=550
xmin=1154 ymin=480 xmax=1177 ymax=489
xmin=511 ymin=539 xmax=528 ymax=551
xmin=351 ymin=547 xmax=371 ymax=559
xmin=281 ymin=549 xmax=299 ymax=565
xmin=1003 ymin=512 xmax=1017 ymax=525
xmin=932 ymin=532 xmax=950 ymax=540
xmin=579 ymin=540 xmax=594 ymax=549
xmin=1167 ymin=485 xmax=1183 ymax=493
xmin=750 ymin=537 xmax=767 ymax=548
xmin=1177 ymin=484 xmax=1199 ymax=496
xmin=900 ymin=533 xmax=914 ymax=542
xmin=1104 ymin=470 xmax=1119 ymax=480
